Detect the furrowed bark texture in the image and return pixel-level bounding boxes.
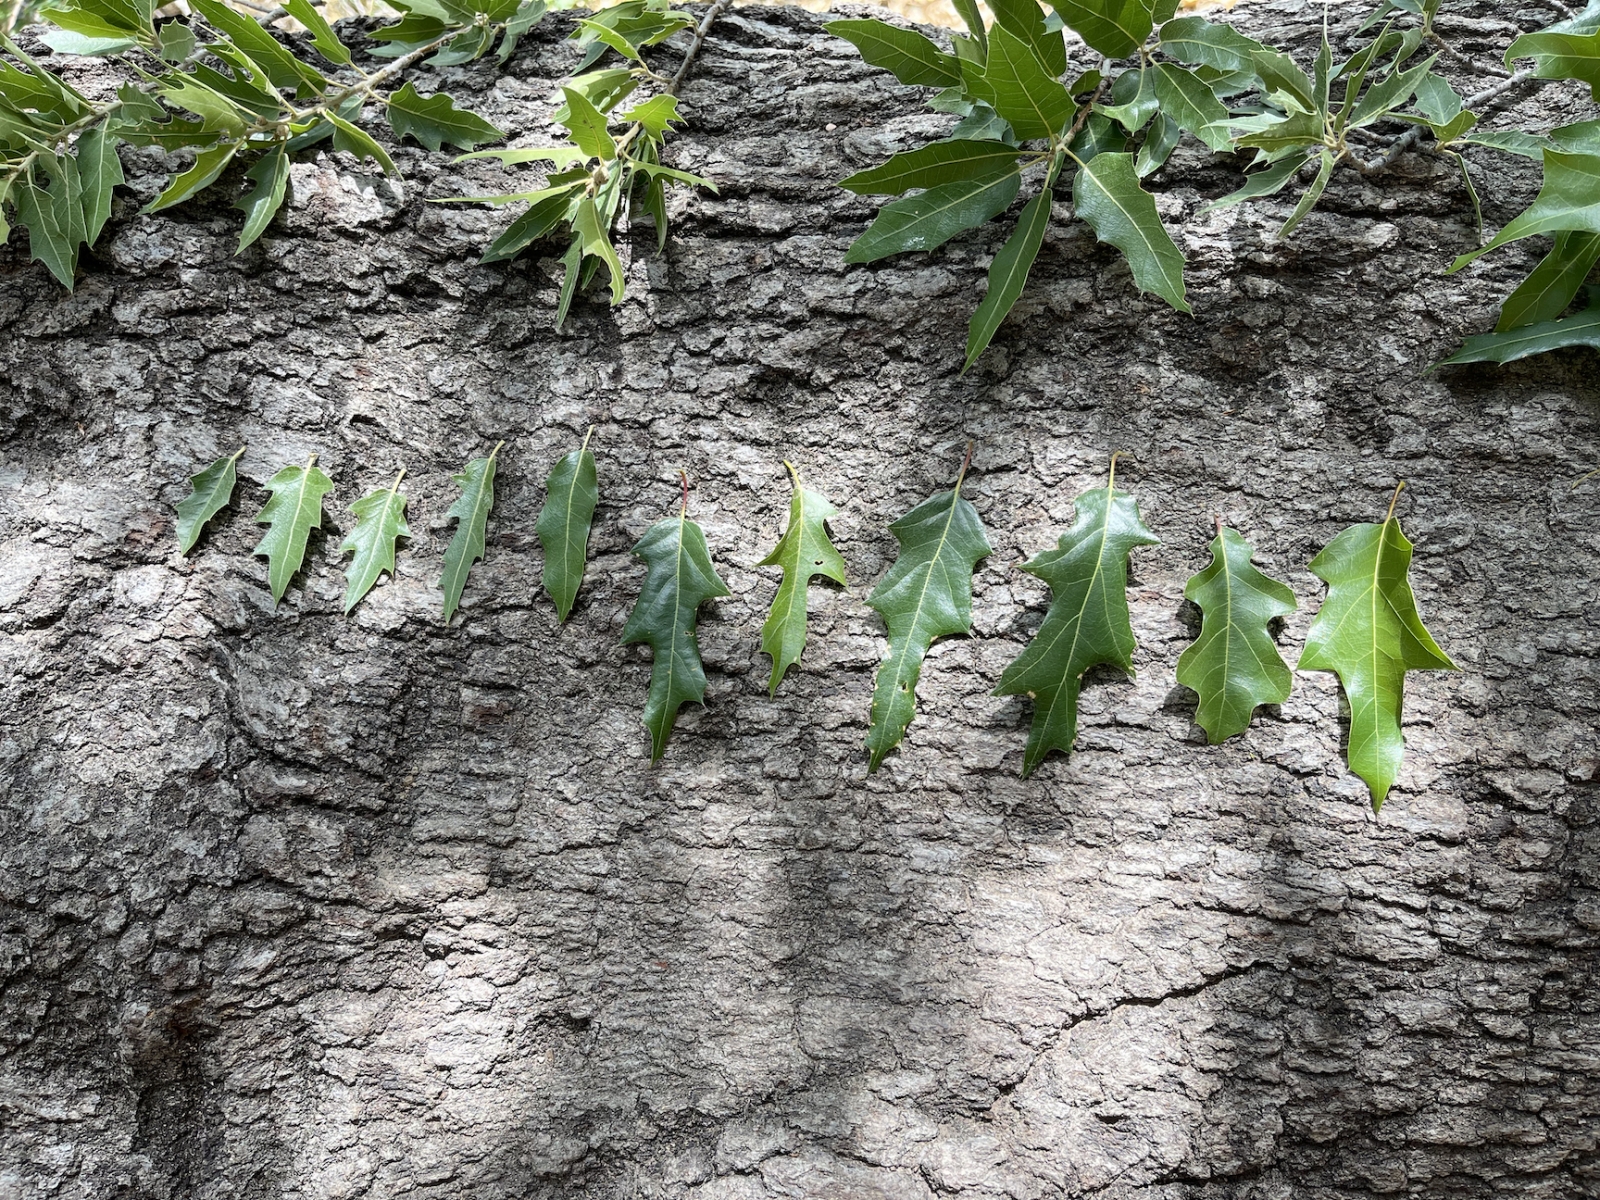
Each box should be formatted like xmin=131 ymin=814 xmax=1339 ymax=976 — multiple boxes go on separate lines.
xmin=3 ymin=2 xmax=1599 ymax=1197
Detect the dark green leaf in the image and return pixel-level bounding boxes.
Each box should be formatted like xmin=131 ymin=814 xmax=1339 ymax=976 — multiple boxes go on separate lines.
xmin=1451 ymin=151 xmax=1600 ymax=272
xmin=75 ymin=123 xmax=122 ymax=244
xmin=966 ymin=158 xmax=1059 ymax=369
xmin=1072 ymin=150 xmax=1190 ymax=312
xmin=252 ymin=458 xmax=334 ymax=606
xmin=976 ymin=26 xmax=1074 ymax=142
xmin=327 ymin=112 xmax=398 ymax=176
xmin=1048 ymin=0 xmax=1154 ymax=59
xmin=440 ymin=444 xmax=500 ymax=624
xmin=845 ymin=169 xmax=1022 ymax=264
xmin=558 ymin=85 xmax=616 ymax=160
xmin=479 ymin=184 xmax=582 ymax=263
xmin=1198 ymin=152 xmax=1306 ymax=214
xmin=865 ymin=468 xmax=991 ymax=771
xmin=1442 ymin=302 xmax=1600 ymax=365
xmin=993 ymin=472 xmax=1158 ymax=776
xmin=1151 ymin=61 xmax=1230 ymax=150
xmin=11 ymin=173 xmax=76 ymax=287
xmin=1279 ymin=147 xmax=1333 ymax=236
xmin=827 ymin=18 xmax=960 ymax=87
xmin=839 ymin=138 xmax=1023 ymax=196
xmin=990 ymin=0 xmax=1067 ymax=77
xmin=282 ymin=0 xmax=351 ymax=66
xmin=1158 ymin=15 xmax=1268 ymax=75
xmin=1498 ymin=231 xmax=1600 ymax=330
xmin=1101 ymin=64 xmax=1158 ymax=134
xmin=536 ymin=433 xmax=598 ymax=622
xmin=1136 ymin=111 xmax=1181 ymax=176
xmin=621 ymin=506 xmax=730 ymax=761
xmin=339 ymin=474 xmax=410 ymax=613
xmin=188 ymin=0 xmax=326 ymax=95
xmin=144 ymin=142 xmax=238 ymax=214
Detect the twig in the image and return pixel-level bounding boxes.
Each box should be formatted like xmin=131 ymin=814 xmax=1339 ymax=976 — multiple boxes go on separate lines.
xmin=1351 ymin=67 xmax=1536 ymax=174
xmin=667 ymin=0 xmax=735 ymax=95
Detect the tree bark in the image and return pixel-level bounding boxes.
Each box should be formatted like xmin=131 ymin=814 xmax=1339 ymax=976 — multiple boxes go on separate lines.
xmin=2 ymin=2 xmax=1599 ymax=1197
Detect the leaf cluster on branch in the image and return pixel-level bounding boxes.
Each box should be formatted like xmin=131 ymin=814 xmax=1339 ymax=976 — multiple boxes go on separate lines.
xmin=830 ymin=0 xmax=1600 ymax=365
xmin=2 ymin=0 xmax=1598 ymax=364
xmin=175 ymin=445 xmax=1455 ymax=809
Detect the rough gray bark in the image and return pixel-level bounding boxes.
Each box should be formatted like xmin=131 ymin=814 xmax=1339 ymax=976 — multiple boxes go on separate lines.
xmin=2 ymin=2 xmax=1599 ymax=1197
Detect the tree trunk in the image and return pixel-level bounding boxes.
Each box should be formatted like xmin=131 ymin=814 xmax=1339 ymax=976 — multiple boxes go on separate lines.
xmin=2 ymin=2 xmax=1599 ymax=1196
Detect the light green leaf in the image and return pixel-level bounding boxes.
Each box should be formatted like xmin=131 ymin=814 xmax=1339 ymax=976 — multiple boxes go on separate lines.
xmin=235 ymin=144 xmax=288 ymax=251
xmin=1460 ymin=129 xmax=1550 ymax=160
xmin=456 ymin=146 xmax=588 ymax=167
xmin=281 ymin=0 xmax=351 ymax=65
xmin=1441 ymin=302 xmax=1600 ymax=365
xmin=38 ymin=29 xmax=139 ymax=55
xmin=1048 ymin=0 xmax=1155 ymax=59
xmin=252 ymin=457 xmax=334 ymax=606
xmin=339 ymin=472 xmax=410 ymax=613
xmin=624 ymin=94 xmax=680 ymax=138
xmin=1151 ymin=62 xmax=1231 ymax=151
xmin=1298 ymin=496 xmax=1456 ymax=809
xmin=845 ymin=169 xmax=1022 ymax=264
xmin=966 ymin=158 xmax=1059 ymax=369
xmin=1072 ymin=150 xmax=1190 ymax=312
xmin=757 ymin=462 xmax=847 ymax=695
xmin=865 ymin=462 xmax=991 ymax=772
xmin=11 ymin=173 xmax=76 ymax=288
xmin=188 ymin=0 xmax=326 ymax=95
xmin=327 ymin=112 xmax=398 ymax=176
xmin=1176 ymin=526 xmax=1296 ymax=743
xmin=839 ymin=139 xmax=1023 ymax=196
xmin=1498 ymin=230 xmax=1600 ymax=330
xmin=143 ymin=143 xmax=238 ymax=215
xmin=1506 ymin=28 xmax=1600 ymax=98
xmin=572 ymin=195 xmax=624 ymax=303
xmin=976 ymin=26 xmax=1074 ymax=143
xmin=1451 ymin=151 xmax=1600 ymax=272
xmin=175 ymin=447 xmax=244 ymax=555
xmin=993 ymin=470 xmax=1158 ymax=776
xmin=827 ymin=18 xmax=961 ymax=88
xmin=1248 ymin=46 xmax=1316 ymax=111
xmin=387 ymin=82 xmax=502 ymax=152
xmin=621 ymin=504 xmax=730 ymax=761
xmin=628 ymin=161 xmax=717 ymax=191
xmin=559 ymin=85 xmax=616 ymax=160
xmin=440 ymin=443 xmax=500 ymax=624
xmin=75 ymin=123 xmax=122 ymax=244
xmin=535 ymin=431 xmax=598 ymax=622
xmin=154 ymin=75 xmax=248 ymax=135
